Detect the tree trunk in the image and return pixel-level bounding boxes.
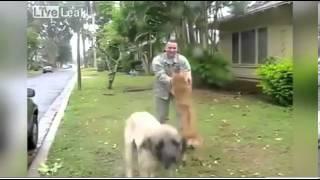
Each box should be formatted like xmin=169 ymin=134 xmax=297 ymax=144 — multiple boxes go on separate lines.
xmin=140 ymin=44 xmax=150 ymax=75
xmin=91 ymin=1 xmax=97 ymax=68
xmin=182 ymin=19 xmax=188 ymax=45
xmin=92 ymin=32 xmax=97 ymax=68
xmin=148 ymin=33 xmax=152 ymax=74
xmin=143 ymin=52 xmax=150 ymax=75
xmin=187 ymin=18 xmax=195 ymax=45
xmin=108 ymin=72 xmax=115 ymax=89
xmin=107 ymin=48 xmax=122 ymax=89
xmin=77 ymin=31 xmax=82 ymax=90
xmin=176 ymin=22 xmax=185 ymax=51
xmin=202 ymin=1 xmax=208 ymax=49
xmin=212 ymin=2 xmax=219 ymax=52
xmin=105 ymin=57 xmax=111 ymax=71
xmin=180 ymin=19 xmax=188 ymax=52
xmin=82 ymin=30 xmax=87 ymax=68
xmin=199 ymin=27 xmax=203 ymax=47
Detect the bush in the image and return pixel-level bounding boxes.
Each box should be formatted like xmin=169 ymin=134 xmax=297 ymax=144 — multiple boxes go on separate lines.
xmin=185 ymin=47 xmax=234 ymax=88
xmin=28 ymin=61 xmax=41 ymax=71
xmin=256 ymin=57 xmax=293 ymax=106
xmin=119 ymin=59 xmax=131 ymax=73
xmin=97 ymin=60 xmax=106 ymax=72
xmin=117 ymin=53 xmax=134 ymax=73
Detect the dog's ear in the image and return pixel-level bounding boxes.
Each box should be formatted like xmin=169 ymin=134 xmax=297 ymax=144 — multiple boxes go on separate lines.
xmin=156 ymin=139 xmax=164 ymax=150
xmin=142 ymin=137 xmax=164 ymax=151
xmin=154 ymin=139 xmax=164 ymax=161
xmin=141 ymin=137 xmax=152 ymax=150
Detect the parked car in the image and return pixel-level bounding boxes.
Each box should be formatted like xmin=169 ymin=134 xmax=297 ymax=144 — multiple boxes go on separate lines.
xmin=27 ymin=88 xmax=39 ymax=150
xmin=62 ymin=64 xmax=72 ymax=69
xmin=42 ymin=66 xmax=53 ymax=73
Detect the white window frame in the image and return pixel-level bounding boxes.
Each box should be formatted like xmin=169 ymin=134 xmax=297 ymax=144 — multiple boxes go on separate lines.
xmin=232 ymin=27 xmax=268 ymax=67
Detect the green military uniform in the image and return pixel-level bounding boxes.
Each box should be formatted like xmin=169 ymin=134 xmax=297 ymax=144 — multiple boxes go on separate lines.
xmin=151 ymin=52 xmax=191 ymax=126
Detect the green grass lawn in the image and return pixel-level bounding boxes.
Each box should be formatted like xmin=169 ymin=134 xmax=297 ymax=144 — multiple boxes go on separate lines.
xmin=41 ymin=68 xmax=293 ymax=178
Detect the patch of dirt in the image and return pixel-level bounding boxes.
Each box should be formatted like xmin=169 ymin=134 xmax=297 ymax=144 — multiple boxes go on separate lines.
xmin=223 ymin=142 xmax=275 ymax=175
xmin=192 ymin=87 xmax=272 ymax=106
xmin=94 ymin=147 xmax=125 ymax=177
xmin=193 ymin=89 xmax=238 ymax=103
xmin=123 ymin=87 xmax=152 ymax=93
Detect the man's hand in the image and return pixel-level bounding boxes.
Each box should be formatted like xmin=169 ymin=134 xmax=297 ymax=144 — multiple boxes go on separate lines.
xmin=185 ymin=71 xmax=192 ymax=87
xmin=187 ymin=77 xmax=192 ymax=86
xmin=169 ymin=77 xmax=175 ymax=96
xmin=170 ymin=88 xmax=175 ymax=96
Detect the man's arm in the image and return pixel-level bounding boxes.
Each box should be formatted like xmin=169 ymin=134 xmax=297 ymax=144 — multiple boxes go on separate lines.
xmin=152 ymin=56 xmax=172 ymax=85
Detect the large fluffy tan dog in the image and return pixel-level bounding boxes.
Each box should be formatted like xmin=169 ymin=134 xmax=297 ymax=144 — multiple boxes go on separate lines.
xmin=170 ymin=68 xmax=203 ymax=148
xmin=124 ymin=112 xmax=186 ymax=177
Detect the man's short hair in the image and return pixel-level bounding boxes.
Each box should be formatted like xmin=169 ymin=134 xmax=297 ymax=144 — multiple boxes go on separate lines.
xmin=167 ymin=39 xmax=177 ymax=44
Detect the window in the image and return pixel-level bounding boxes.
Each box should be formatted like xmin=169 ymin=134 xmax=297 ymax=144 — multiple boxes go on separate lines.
xmin=232 ymin=28 xmax=268 ymax=65
xmin=241 ymin=29 xmax=256 ymax=64
xmin=258 ymin=28 xmax=267 ymax=63
xmin=232 ymin=33 xmax=239 ymax=64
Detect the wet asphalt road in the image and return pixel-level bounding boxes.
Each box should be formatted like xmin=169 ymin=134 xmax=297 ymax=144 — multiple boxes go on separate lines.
xmin=27 ymin=68 xmax=75 ymax=167
xmin=27 ymin=68 xmax=75 ymax=119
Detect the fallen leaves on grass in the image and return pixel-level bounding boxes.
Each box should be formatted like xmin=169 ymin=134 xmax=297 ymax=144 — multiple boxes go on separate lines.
xmin=262 ymin=144 xmax=270 ymax=150
xmin=277 ymin=173 xmax=284 ymax=176
xmin=222 ymin=119 xmax=228 ymax=123
xmin=112 ymin=144 xmax=117 ymax=149
xmin=275 ymin=138 xmax=283 ymax=141
xmin=38 ymin=161 xmax=63 ymax=176
xmin=232 ymin=105 xmax=240 ymax=108
xmin=253 ymin=172 xmax=260 ymax=176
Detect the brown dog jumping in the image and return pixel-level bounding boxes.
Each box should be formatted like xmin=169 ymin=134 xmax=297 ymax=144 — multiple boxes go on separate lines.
xmin=170 ymin=68 xmax=203 ymax=148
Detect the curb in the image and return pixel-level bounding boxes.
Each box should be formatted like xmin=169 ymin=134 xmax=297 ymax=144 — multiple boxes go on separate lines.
xmin=27 ymin=73 xmax=77 ymax=177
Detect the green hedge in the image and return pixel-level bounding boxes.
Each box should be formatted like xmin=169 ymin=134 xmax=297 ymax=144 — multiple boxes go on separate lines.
xmin=186 ymin=48 xmax=233 ymax=88
xmin=256 ymin=57 xmax=293 ymax=106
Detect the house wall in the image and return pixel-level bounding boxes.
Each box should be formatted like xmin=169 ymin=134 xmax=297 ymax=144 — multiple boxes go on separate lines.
xmin=218 ymin=4 xmax=292 ymax=80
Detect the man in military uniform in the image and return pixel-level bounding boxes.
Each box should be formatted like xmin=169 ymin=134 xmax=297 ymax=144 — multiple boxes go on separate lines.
xmin=151 ymin=40 xmax=192 ymax=127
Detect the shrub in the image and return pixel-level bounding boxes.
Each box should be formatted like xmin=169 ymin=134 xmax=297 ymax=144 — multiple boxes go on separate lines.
xmin=29 ymin=61 xmax=41 ymax=71
xmin=256 ymin=57 xmax=293 ymax=106
xmin=186 ymin=47 xmax=234 ymax=88
xmin=97 ymin=60 xmax=106 ymax=72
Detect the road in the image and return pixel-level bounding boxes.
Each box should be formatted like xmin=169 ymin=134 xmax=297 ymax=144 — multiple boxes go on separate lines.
xmin=27 ymin=68 xmax=75 ymax=119
xmin=27 ymin=68 xmax=75 ymax=167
